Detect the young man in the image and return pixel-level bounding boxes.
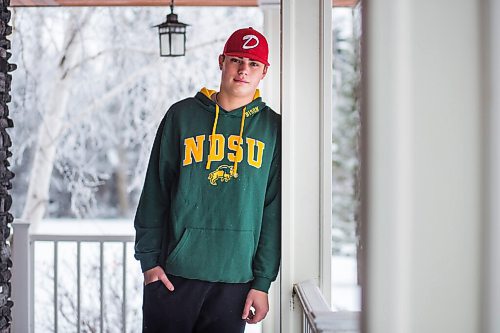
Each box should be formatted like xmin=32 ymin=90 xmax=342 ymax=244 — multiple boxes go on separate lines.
xmin=134 ymin=27 xmax=281 ymax=333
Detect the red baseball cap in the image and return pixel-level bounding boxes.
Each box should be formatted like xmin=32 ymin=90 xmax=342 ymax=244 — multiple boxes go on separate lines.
xmin=223 ymin=27 xmax=270 ymax=66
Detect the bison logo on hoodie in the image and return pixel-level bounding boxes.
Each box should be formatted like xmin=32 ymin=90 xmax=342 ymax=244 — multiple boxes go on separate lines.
xmin=208 ymin=165 xmax=236 ymax=186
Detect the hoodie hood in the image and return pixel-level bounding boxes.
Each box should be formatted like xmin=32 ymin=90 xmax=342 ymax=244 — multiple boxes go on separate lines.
xmin=196 ymin=87 xmax=267 ymax=118
xmin=195 ymin=87 xmax=268 ymax=177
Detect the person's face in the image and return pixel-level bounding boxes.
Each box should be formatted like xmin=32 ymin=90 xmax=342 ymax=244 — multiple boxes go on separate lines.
xmin=218 ymin=55 xmax=268 ymax=99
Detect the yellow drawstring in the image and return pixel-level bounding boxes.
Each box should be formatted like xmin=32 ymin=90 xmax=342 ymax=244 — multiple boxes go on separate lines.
xmin=232 ymin=107 xmax=246 ymax=178
xmin=205 ymin=94 xmax=247 ymax=178
xmin=205 ymin=103 xmax=220 ymax=170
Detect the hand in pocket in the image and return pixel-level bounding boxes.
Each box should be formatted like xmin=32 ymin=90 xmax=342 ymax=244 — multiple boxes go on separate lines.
xmin=143 ymin=266 xmax=175 ymax=291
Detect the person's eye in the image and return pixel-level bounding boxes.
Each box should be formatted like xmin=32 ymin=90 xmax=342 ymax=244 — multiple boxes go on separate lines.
xmin=250 ymin=62 xmax=259 ymax=67
xmin=231 ymin=58 xmax=240 ymax=63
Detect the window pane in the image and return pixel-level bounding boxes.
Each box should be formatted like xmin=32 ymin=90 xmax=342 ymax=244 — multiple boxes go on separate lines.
xmin=331 ymin=4 xmax=362 ymax=312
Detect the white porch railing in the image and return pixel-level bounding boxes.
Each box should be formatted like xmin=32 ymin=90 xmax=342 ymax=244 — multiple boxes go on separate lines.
xmin=12 ymin=219 xmax=137 ymax=333
xmin=11 ymin=220 xmax=263 ymax=333
xmin=12 ymin=219 xmax=31 ymax=333
xmin=294 ymin=280 xmax=359 ymax=333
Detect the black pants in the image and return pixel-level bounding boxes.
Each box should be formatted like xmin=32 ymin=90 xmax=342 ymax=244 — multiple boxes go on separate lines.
xmin=143 ymin=274 xmax=252 ymax=333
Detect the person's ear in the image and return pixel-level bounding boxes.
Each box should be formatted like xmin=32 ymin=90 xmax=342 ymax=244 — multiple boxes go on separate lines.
xmin=261 ymin=66 xmax=268 ymax=79
xmin=218 ymin=55 xmax=225 ymax=70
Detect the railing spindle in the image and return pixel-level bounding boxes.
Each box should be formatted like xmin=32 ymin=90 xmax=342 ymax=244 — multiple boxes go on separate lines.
xmin=77 ymin=241 xmax=81 ymax=333
xmin=100 ymin=241 xmax=104 ymax=333
xmin=122 ymin=241 xmax=127 ymax=333
xmin=54 ymin=241 xmax=58 ymax=333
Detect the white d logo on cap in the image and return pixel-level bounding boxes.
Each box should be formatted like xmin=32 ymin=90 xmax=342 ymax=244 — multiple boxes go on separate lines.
xmin=242 ymin=35 xmax=259 ymax=49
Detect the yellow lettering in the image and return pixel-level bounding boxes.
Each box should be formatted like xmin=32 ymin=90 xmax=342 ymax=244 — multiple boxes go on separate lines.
xmin=228 ymin=135 xmax=243 ymax=163
xmin=183 ymin=135 xmax=205 ymax=166
xmin=184 ymin=134 xmax=265 ymax=168
xmin=246 ymin=138 xmax=265 ymax=168
xmin=208 ymin=134 xmax=225 ymax=162
xmin=245 ymin=106 xmax=260 ymax=117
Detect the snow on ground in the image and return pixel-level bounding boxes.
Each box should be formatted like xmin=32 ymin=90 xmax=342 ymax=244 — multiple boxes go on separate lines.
xmin=332 ymin=255 xmax=361 ymax=311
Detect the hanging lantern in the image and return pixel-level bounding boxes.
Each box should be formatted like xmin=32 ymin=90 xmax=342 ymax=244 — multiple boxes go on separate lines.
xmin=154 ymin=0 xmax=189 ymax=57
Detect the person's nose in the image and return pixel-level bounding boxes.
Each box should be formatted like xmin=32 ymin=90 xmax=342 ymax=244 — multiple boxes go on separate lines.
xmin=238 ymin=62 xmax=249 ymax=76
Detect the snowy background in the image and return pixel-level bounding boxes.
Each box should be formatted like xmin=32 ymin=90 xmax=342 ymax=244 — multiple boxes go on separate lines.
xmin=10 ymin=6 xmax=264 ymax=221
xmin=9 ymin=4 xmax=361 ymax=332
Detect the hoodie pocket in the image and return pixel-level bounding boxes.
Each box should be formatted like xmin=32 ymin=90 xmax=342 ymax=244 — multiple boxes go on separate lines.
xmin=165 ymin=227 xmax=255 ymax=282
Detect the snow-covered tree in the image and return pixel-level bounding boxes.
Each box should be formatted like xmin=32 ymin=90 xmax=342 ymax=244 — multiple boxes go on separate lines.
xmin=10 ymin=6 xmax=263 ymax=221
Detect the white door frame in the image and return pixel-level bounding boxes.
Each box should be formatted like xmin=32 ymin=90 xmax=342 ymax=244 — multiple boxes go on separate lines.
xmin=281 ymin=0 xmax=333 ymax=331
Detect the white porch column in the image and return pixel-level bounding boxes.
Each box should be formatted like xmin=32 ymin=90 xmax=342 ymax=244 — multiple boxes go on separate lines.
xmin=365 ymin=1 xmax=485 ymax=332
xmin=259 ymin=1 xmax=281 ymax=332
xmin=486 ymin=0 xmax=500 ymax=332
xmin=260 ymin=0 xmax=280 ymax=113
xmin=11 ymin=219 xmax=32 ymax=333
xmin=281 ymin=0 xmax=332 ymax=332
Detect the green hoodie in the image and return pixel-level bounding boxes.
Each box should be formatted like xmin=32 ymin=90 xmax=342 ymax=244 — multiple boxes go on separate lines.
xmin=134 ymin=87 xmax=281 ymax=293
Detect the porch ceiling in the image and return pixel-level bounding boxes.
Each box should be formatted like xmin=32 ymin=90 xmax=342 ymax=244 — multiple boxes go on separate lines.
xmin=10 ymin=0 xmax=359 ymax=7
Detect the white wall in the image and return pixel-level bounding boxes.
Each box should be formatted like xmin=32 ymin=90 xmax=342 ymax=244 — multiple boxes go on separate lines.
xmin=365 ymin=1 xmax=485 ymax=332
